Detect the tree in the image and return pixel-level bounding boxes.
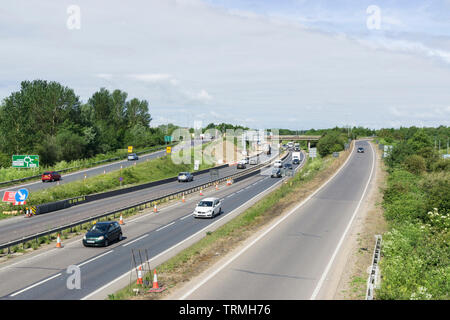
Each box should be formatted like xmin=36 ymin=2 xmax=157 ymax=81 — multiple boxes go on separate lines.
xmin=317 ymin=131 xmax=345 ymax=157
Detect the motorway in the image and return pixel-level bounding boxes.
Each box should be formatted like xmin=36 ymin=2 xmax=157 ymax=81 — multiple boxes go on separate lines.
xmin=0 ymin=147 xmax=279 ymax=245
xmin=173 ymin=140 xmax=375 ymax=300
xmin=0 ymin=151 xmax=303 ymax=299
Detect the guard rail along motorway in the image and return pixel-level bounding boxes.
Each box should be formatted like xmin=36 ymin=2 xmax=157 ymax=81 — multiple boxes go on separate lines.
xmin=0 ymin=150 xmax=291 ymax=253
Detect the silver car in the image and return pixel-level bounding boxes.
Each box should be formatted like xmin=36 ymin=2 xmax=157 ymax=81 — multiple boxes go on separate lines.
xmin=178 ymin=172 xmax=194 ymax=182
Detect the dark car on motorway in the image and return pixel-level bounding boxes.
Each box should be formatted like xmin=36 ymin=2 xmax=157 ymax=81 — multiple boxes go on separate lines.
xmin=178 ymin=172 xmax=194 ymax=182
xmin=42 ymin=171 xmax=61 ymax=182
xmin=292 ymin=158 xmax=300 ymax=165
xmin=83 ymin=221 xmax=122 ymax=247
xmin=271 ymin=167 xmax=282 ymax=178
xmin=237 ymin=161 xmax=246 ymax=169
xmin=127 ymin=153 xmax=139 ymax=161
xmin=357 ymin=147 xmax=365 ymax=153
xmin=283 ymin=163 xmax=293 ymax=170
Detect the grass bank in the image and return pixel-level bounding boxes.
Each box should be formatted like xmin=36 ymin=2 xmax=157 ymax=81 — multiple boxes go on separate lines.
xmin=109 ymin=144 xmax=353 ymax=300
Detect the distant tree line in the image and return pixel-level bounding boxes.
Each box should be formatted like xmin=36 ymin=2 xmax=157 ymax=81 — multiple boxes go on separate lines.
xmin=0 ymin=80 xmax=174 ymax=166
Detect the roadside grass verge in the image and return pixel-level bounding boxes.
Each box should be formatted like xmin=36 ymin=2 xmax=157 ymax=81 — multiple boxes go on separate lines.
xmin=110 ymin=145 xmax=353 ymax=300
xmin=0 ymin=143 xmax=214 ymax=219
xmin=376 ymin=168 xmax=449 ymax=300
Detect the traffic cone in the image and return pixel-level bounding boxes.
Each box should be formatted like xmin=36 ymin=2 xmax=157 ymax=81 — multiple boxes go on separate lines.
xmin=227 ymin=178 xmax=231 ymax=186
xmin=215 ymin=183 xmax=219 ymax=191
xmin=56 ymin=234 xmax=62 ymax=248
xmin=148 ymin=269 xmax=165 ymax=292
xmin=154 ymin=204 xmax=157 ymax=213
xmin=119 ymin=214 xmax=124 ymax=225
xmin=103 ymin=169 xmax=106 ymax=175
xmin=182 ymin=194 xmax=185 ymax=203
xmin=199 ymin=188 xmax=203 ymax=196
xmin=136 ymin=266 xmax=143 ymax=285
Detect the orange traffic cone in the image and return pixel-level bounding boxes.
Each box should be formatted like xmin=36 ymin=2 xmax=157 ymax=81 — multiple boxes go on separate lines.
xmin=148 ymin=269 xmax=165 ymax=292
xmin=182 ymin=194 xmax=185 ymax=203
xmin=215 ymin=183 xmax=219 ymax=191
xmin=154 ymin=204 xmax=157 ymax=213
xmin=136 ymin=266 xmax=143 ymax=285
xmin=119 ymin=214 xmax=124 ymax=225
xmin=199 ymin=188 xmax=203 ymax=196
xmin=56 ymin=234 xmax=62 ymax=248
xmin=227 ymin=179 xmax=231 ymax=186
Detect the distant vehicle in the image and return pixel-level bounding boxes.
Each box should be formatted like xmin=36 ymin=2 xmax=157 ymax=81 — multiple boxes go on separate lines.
xmin=83 ymin=221 xmax=122 ymax=247
xmin=294 ymin=142 xmax=300 ymax=148
xmin=264 ymin=144 xmax=271 ymax=155
xmin=127 ymin=153 xmax=139 ymax=161
xmin=292 ymin=151 xmax=301 ymax=165
xmin=271 ymin=168 xmax=282 ymax=178
xmin=42 ymin=171 xmax=61 ymax=182
xmin=357 ymin=147 xmax=365 ymax=153
xmin=249 ymin=157 xmax=259 ymax=165
xmin=287 ymin=142 xmax=294 ymax=148
xmin=178 ymin=172 xmax=194 ymax=182
xmin=283 ymin=163 xmax=293 ymax=170
xmin=294 ymin=146 xmax=300 ymax=151
xmin=193 ymin=197 xmax=222 ymax=218
xmin=237 ymin=161 xmax=246 ymax=169
xmin=274 ymin=160 xmax=282 ymax=168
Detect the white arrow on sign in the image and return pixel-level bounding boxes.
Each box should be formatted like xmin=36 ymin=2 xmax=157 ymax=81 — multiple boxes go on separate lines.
xmin=17 ymin=190 xmax=26 ymax=201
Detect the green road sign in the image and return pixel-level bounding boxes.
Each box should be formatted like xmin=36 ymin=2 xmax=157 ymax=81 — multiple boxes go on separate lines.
xmin=12 ymin=155 xmax=39 ymax=168
xmin=164 ymin=135 xmax=172 ymax=143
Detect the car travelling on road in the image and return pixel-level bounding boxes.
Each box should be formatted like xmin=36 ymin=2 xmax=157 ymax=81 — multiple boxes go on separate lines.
xmin=283 ymin=163 xmax=293 ymax=170
xmin=178 ymin=172 xmax=194 ymax=182
xmin=127 ymin=153 xmax=139 ymax=161
xmin=193 ymin=197 xmax=222 ymax=218
xmin=237 ymin=161 xmax=246 ymax=169
xmin=271 ymin=167 xmax=282 ymax=178
xmin=42 ymin=171 xmax=61 ymax=182
xmin=357 ymin=147 xmax=365 ymax=153
xmin=83 ymin=221 xmax=122 ymax=247
xmin=249 ymin=157 xmax=258 ymax=165
xmin=273 ymin=160 xmax=282 ymax=168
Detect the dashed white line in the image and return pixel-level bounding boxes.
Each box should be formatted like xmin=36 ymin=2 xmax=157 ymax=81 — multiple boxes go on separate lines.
xmin=122 ymin=234 xmax=149 ymax=247
xmin=156 ymin=221 xmax=175 ymax=232
xmin=180 ymin=214 xmax=193 ymax=220
xmin=77 ymin=250 xmax=114 ymax=267
xmin=10 ymin=273 xmax=62 ymax=297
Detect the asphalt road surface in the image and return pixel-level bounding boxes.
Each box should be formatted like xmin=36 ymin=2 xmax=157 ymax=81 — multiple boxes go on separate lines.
xmin=176 ymin=140 xmax=375 ymax=300
xmin=0 ymin=151 xmax=303 ymax=299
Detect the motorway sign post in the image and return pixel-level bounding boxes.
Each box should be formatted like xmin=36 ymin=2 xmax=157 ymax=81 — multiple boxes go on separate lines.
xmin=12 ymin=155 xmax=39 ymax=168
xmin=2 ymin=191 xmax=16 ymax=203
xmin=166 ymin=146 xmax=171 ymax=154
xmin=164 ymin=135 xmax=172 ymax=143
xmin=128 ymin=146 xmax=133 ymax=153
xmin=309 ymin=148 xmax=317 ymax=159
xmin=14 ymin=188 xmax=29 ymax=205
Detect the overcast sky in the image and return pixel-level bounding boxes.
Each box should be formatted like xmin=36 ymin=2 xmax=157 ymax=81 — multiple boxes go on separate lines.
xmin=1 ymin=0 xmax=449 ymax=130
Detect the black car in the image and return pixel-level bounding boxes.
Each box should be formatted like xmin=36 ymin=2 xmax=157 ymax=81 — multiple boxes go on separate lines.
xmin=357 ymin=147 xmax=365 ymax=153
xmin=83 ymin=221 xmax=122 ymax=247
xmin=271 ymin=168 xmax=282 ymax=178
xmin=178 ymin=172 xmax=194 ymax=182
xmin=283 ymin=163 xmax=293 ymax=170
xmin=292 ymin=158 xmax=300 ymax=165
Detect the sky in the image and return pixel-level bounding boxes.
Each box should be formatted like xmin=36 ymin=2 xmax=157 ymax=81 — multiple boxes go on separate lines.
xmin=0 ymin=0 xmax=449 ymax=130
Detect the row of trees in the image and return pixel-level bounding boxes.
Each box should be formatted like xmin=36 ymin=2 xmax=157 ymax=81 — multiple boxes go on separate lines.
xmin=0 ymin=80 xmax=171 ymax=166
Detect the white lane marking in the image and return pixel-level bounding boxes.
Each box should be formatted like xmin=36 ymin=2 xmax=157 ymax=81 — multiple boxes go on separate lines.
xmin=10 ymin=273 xmax=62 ymax=297
xmin=179 ymin=144 xmax=354 ymax=299
xmin=122 ymin=234 xmax=149 ymax=247
xmin=77 ymin=250 xmax=114 ymax=267
xmin=310 ymin=142 xmax=375 ymax=300
xmin=81 ymin=176 xmax=285 ymax=300
xmin=156 ymin=221 xmax=175 ymax=232
xmin=180 ymin=214 xmax=193 ymax=220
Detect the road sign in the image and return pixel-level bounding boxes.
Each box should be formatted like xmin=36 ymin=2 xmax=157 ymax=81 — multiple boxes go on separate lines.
xmin=194 ymin=160 xmax=200 ymax=171
xmin=12 ymin=155 xmax=39 ymax=168
xmin=15 ymin=188 xmax=29 ymax=203
xmin=309 ymin=147 xmax=317 ymax=159
xmin=128 ymin=146 xmax=133 ymax=153
xmin=2 ymin=191 xmax=16 ymax=203
xmin=164 ymin=135 xmax=172 ymax=143
xmin=166 ymin=146 xmax=171 ymax=154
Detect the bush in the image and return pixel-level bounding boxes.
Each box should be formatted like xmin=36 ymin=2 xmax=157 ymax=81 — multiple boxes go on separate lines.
xmin=431 ymin=159 xmax=450 ymax=172
xmin=402 ymin=155 xmax=426 ymax=175
xmin=317 ymin=131 xmax=345 ymax=157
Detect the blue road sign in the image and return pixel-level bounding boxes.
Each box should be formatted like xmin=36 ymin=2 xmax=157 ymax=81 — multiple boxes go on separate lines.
xmin=15 ymin=188 xmax=29 ymax=202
